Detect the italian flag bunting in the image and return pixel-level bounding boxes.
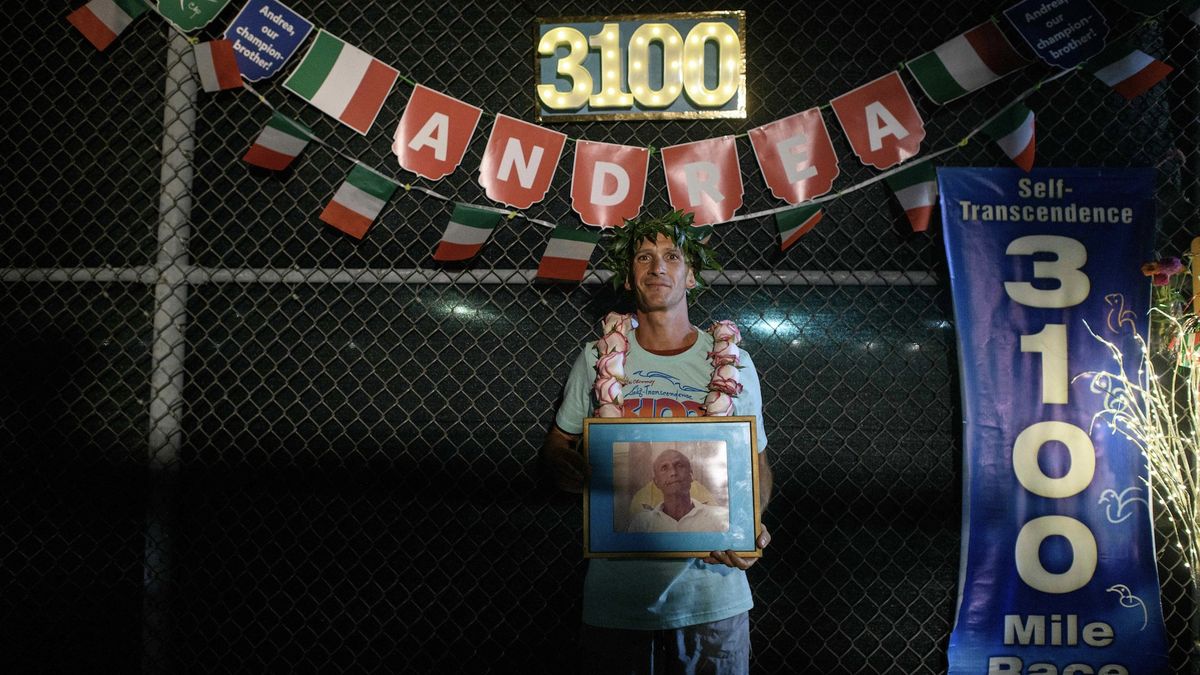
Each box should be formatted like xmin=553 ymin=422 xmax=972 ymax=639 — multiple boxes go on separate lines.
xmin=284 ymin=30 xmax=399 ymax=135
xmin=243 ymin=113 xmax=313 ymax=171
xmin=194 ymin=39 xmax=242 ymax=93
xmin=319 ymin=163 xmax=399 ymax=240
xmin=67 ymin=0 xmax=146 ymax=52
xmin=1084 ymin=40 xmax=1173 ymax=100
xmin=536 ymin=225 xmax=601 ymax=282
xmin=775 ymin=205 xmax=823 ymax=252
xmin=885 ymin=161 xmax=937 ymax=233
xmin=433 ymin=204 xmax=504 ymax=262
xmin=981 ymin=102 xmax=1035 ymax=172
xmin=906 ymin=21 xmax=1028 ymax=105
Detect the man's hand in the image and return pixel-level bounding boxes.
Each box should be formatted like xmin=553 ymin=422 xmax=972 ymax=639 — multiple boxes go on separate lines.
xmin=703 ymin=526 xmax=771 ymax=570
xmin=540 ymin=425 xmax=589 ymax=493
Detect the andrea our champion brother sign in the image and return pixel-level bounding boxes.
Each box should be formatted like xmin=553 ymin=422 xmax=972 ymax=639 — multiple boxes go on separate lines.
xmin=939 ymin=167 xmax=1168 ymax=674
xmin=534 ymin=11 xmax=746 ymax=122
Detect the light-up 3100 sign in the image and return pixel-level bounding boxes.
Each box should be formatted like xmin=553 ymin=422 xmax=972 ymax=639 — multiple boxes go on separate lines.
xmin=534 ymin=11 xmax=746 ymax=122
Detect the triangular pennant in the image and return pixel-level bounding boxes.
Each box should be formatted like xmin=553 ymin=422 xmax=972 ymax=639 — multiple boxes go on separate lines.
xmin=67 ymin=0 xmax=147 ymax=52
xmin=982 ymin=103 xmax=1035 ymax=172
xmin=243 ymin=113 xmax=313 ymax=171
xmin=536 ymin=225 xmax=601 ymax=282
xmin=194 ymin=39 xmax=242 ymax=93
xmin=433 ymin=204 xmax=504 ymax=262
xmin=775 ymin=205 xmax=823 ymax=252
xmin=319 ymin=163 xmax=399 ymax=239
xmin=885 ymin=161 xmax=938 ymax=233
xmin=1083 ymin=39 xmax=1173 ymax=100
xmin=906 ymin=21 xmax=1029 ymax=105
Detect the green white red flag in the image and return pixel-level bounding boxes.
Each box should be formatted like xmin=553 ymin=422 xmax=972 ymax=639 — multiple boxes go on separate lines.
xmin=433 ymin=204 xmax=504 ymax=262
xmin=775 ymin=205 xmax=823 ymax=252
xmin=885 ymin=161 xmax=937 ymax=233
xmin=982 ymin=103 xmax=1035 ymax=172
xmin=243 ymin=113 xmax=313 ymax=171
xmin=67 ymin=0 xmax=146 ymax=52
xmin=284 ymin=30 xmax=399 ymax=135
xmin=536 ymin=225 xmax=601 ymax=282
xmin=906 ymin=21 xmax=1028 ymax=105
xmin=194 ymin=39 xmax=242 ymax=93
xmin=1084 ymin=40 xmax=1173 ymax=100
xmin=319 ymin=163 xmax=399 ymax=240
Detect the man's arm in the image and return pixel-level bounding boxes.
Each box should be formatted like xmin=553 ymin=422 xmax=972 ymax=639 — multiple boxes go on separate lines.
xmin=539 ymin=424 xmax=588 ymax=494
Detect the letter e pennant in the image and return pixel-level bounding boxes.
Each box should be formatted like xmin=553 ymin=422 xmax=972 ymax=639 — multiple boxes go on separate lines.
xmin=748 ymin=109 xmax=839 ymax=204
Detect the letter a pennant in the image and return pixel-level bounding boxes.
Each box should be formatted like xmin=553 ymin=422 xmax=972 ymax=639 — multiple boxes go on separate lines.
xmin=392 ymin=85 xmax=482 ymax=181
xmin=478 ymin=114 xmax=567 ymax=209
xmin=830 ymin=72 xmax=925 ymax=170
xmin=571 ymin=141 xmax=649 ymax=228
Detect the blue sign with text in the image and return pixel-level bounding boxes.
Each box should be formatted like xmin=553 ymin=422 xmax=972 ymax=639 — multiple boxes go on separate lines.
xmin=1004 ymin=0 xmax=1108 ymax=69
xmin=223 ymin=0 xmax=313 ymax=82
xmin=940 ymin=167 xmax=1168 ymax=675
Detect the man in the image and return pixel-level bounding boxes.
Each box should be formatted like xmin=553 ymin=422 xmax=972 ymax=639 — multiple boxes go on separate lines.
xmin=626 ymin=448 xmax=729 ymax=533
xmin=540 ymin=210 xmax=773 ymax=675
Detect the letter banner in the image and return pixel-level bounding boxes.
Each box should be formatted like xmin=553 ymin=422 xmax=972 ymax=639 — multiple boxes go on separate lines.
xmin=571 ymin=140 xmax=649 ymax=228
xmin=393 ymin=85 xmax=482 ymax=181
xmin=748 ymin=108 xmax=839 ymax=204
xmin=829 ymin=71 xmax=925 ymax=170
xmin=661 ymin=136 xmax=743 ymax=226
xmin=478 ymin=114 xmax=567 ymax=209
xmin=940 ymin=167 xmax=1168 ymax=675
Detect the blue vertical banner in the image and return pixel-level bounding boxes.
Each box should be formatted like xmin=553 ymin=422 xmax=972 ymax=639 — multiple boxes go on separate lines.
xmin=940 ymin=167 xmax=1168 ymax=675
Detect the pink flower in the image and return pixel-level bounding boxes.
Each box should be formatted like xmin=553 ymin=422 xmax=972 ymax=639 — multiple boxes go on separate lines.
xmin=596 ymin=352 xmax=627 ymax=381
xmin=709 ymin=320 xmax=742 ymax=345
xmin=708 ymin=341 xmax=741 ymax=367
xmin=601 ymin=312 xmax=635 ymax=335
xmin=595 ymin=330 xmax=629 ymax=356
xmin=703 ymin=391 xmax=734 ymax=416
xmin=594 ymin=377 xmax=622 ymax=405
xmin=709 ymin=376 xmax=743 ymax=396
xmin=1142 ymin=257 xmax=1185 ymax=286
xmin=713 ymin=364 xmax=739 ymax=380
xmin=595 ymin=402 xmax=624 ymax=418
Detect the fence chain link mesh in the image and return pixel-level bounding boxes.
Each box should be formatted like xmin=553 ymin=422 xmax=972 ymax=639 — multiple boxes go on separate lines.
xmin=2 ymin=0 xmax=1197 ymax=673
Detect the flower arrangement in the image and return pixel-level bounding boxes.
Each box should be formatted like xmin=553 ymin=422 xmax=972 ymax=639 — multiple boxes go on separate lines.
xmin=590 ymin=313 xmax=744 ymax=418
xmin=1086 ymin=256 xmax=1199 ymax=588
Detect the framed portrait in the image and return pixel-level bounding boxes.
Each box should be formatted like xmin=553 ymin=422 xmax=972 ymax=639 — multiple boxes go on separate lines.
xmin=582 ymin=416 xmax=762 ymax=559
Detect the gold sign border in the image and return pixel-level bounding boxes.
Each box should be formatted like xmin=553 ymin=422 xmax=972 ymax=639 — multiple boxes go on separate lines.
xmin=533 ymin=10 xmax=748 ymax=123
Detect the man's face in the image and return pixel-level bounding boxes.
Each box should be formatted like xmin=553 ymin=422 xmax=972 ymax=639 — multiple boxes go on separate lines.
xmin=624 ymin=234 xmax=696 ymax=312
xmin=652 ymin=449 xmax=693 ymax=498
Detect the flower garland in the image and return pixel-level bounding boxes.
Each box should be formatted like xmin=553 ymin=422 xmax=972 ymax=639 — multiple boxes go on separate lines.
xmin=592 ymin=312 xmax=743 ymax=417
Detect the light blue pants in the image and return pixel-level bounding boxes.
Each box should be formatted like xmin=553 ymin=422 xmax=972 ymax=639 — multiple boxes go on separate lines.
xmin=580 ymin=612 xmax=750 ymax=675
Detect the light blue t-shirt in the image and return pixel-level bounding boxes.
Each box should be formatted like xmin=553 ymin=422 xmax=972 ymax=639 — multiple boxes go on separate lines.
xmin=555 ymin=327 xmax=768 ymax=630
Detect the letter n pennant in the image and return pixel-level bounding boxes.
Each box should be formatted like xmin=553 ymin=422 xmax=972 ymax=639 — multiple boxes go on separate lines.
xmin=478 ymin=114 xmax=566 ymax=209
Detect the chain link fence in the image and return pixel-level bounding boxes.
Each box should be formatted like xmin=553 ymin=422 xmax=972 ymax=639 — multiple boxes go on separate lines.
xmin=2 ymin=0 xmax=1197 ymax=672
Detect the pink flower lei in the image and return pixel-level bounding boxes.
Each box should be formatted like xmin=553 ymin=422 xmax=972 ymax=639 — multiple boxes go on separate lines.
xmin=592 ymin=313 xmax=742 ymax=417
